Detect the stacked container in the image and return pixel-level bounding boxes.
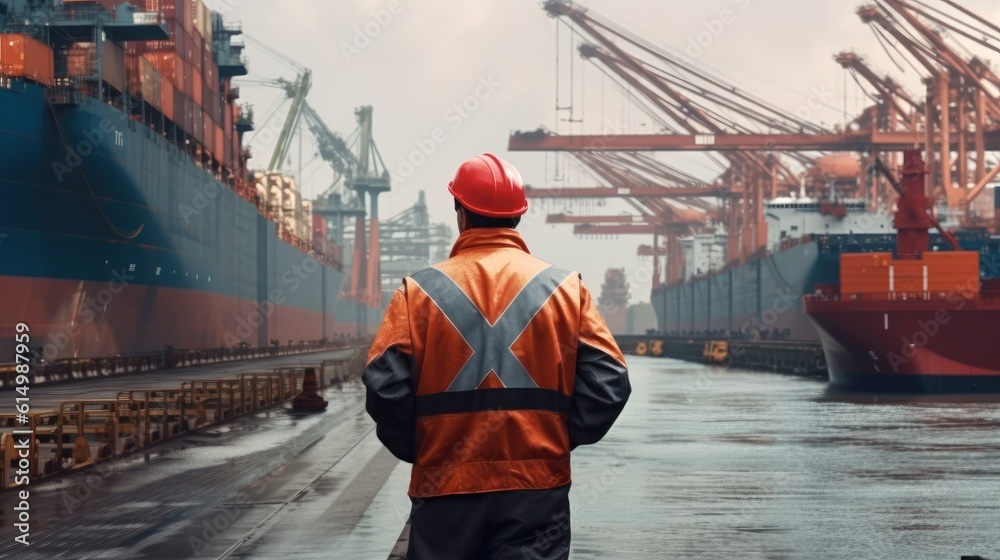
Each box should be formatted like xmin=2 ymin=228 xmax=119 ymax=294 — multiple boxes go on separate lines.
xmin=840 ymin=252 xmax=980 ymax=299
xmin=0 ymin=34 xmax=55 ymax=86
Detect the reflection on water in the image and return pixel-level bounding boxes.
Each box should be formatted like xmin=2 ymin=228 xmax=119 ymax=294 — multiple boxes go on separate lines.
xmin=569 ymin=357 xmax=1000 ymax=560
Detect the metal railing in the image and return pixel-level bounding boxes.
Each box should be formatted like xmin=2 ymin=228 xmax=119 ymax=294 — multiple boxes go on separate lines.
xmin=806 ymin=290 xmax=996 ymax=302
xmin=0 ymin=370 xmax=298 ymax=489
xmin=0 ymin=345 xmax=368 ymax=489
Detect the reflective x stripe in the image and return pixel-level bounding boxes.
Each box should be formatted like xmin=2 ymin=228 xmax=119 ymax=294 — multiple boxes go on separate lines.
xmin=410 ymin=265 xmax=572 ymax=392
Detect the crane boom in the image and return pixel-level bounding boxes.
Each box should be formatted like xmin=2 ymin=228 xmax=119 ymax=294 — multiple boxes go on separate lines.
xmin=267 ymin=70 xmax=312 ymax=172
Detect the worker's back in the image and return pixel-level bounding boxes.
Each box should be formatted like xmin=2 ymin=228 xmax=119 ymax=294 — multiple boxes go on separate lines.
xmin=403 ymin=227 xmax=602 ymax=497
xmin=362 ymin=153 xmax=629 ymax=560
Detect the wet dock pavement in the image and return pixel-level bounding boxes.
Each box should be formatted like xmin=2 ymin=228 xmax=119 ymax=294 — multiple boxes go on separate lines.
xmin=2 ymin=355 xmax=999 ymax=559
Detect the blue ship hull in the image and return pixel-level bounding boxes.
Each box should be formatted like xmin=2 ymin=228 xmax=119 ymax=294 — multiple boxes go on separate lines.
xmin=0 ymin=80 xmax=377 ymax=360
xmin=651 ymin=233 xmax=1000 ymax=342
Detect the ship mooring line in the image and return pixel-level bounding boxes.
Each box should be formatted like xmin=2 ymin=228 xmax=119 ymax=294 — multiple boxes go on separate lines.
xmin=211 ymin=424 xmax=378 ymax=560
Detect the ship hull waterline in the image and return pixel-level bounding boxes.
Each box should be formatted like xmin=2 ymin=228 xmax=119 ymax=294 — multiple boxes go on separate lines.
xmin=805 ymin=298 xmax=1000 ymax=392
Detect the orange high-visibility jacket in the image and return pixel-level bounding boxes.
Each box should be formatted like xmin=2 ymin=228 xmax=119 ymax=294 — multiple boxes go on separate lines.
xmin=363 ymin=228 xmax=630 ymax=498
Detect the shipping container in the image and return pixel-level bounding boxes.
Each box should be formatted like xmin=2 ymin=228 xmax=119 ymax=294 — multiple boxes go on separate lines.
xmin=205 ymin=56 xmax=217 ymax=92
xmin=183 ymin=30 xmax=195 ymax=64
xmin=193 ymin=108 xmax=203 ymax=143
xmin=179 ymin=0 xmax=189 ymax=29
xmin=183 ymin=93 xmax=195 ymax=136
xmin=146 ymin=64 xmax=164 ymax=113
xmin=312 ymin=214 xmax=328 ymax=244
xmin=103 ymin=41 xmax=126 ymax=92
xmin=191 ymin=69 xmax=203 ymax=106
xmin=0 ymin=34 xmax=55 ymax=86
xmin=214 ymin=123 xmax=224 ymax=159
xmin=840 ymin=251 xmax=981 ymax=298
xmin=204 ymin=7 xmax=215 ymax=45
xmin=173 ymin=88 xmax=185 ymax=129
xmin=202 ymin=112 xmax=212 ymax=148
xmin=840 ymin=253 xmax=891 ymax=297
xmin=199 ymin=2 xmax=211 ymax=41
xmin=161 ymin=82 xmax=175 ymax=121
xmin=916 ymin=252 xmax=980 ymax=295
xmin=64 ymin=0 xmax=126 ymax=13
xmin=155 ymin=0 xmax=171 ymax=19
xmin=192 ymin=33 xmax=203 ymax=72
xmin=223 ymin=99 xmax=233 ymax=131
xmin=184 ymin=61 xmax=194 ymax=98
xmin=202 ymin=86 xmax=214 ymax=122
xmin=129 ymin=57 xmax=163 ymax=112
xmin=190 ymin=0 xmax=203 ymax=36
xmin=66 ymin=43 xmax=94 ymax=77
xmin=143 ymin=51 xmax=184 ymax=92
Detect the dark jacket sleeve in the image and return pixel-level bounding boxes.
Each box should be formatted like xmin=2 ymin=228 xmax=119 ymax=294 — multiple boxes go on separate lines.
xmin=568 ymin=279 xmax=631 ymax=450
xmin=362 ymin=288 xmax=415 ymax=463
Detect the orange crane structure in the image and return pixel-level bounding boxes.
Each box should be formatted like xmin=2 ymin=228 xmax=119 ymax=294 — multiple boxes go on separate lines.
xmin=856 ymin=0 xmax=1000 ymax=213
xmin=510 ymin=0 xmax=1000 ymax=289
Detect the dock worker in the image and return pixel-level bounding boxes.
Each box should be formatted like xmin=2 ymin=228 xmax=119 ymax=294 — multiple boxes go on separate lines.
xmin=362 ymin=153 xmax=631 ymax=559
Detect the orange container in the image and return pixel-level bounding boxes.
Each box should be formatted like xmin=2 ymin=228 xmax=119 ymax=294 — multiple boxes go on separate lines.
xmin=192 ymin=33 xmax=203 ymax=72
xmin=143 ymin=62 xmax=163 ymax=112
xmin=103 ymin=41 xmax=126 ymax=92
xmin=191 ymin=69 xmax=203 ymax=106
xmin=839 ymin=253 xmax=891 ymax=296
xmin=66 ymin=43 xmax=94 ymax=77
xmin=143 ymin=51 xmax=185 ymax=92
xmin=922 ymin=252 xmax=980 ymax=295
xmin=214 ymin=123 xmax=223 ymax=159
xmin=888 ymin=261 xmax=924 ymax=294
xmin=205 ymin=57 xmax=217 ymax=92
xmin=184 ymin=62 xmax=194 ymax=97
xmin=0 ymin=34 xmax=55 ymax=86
xmin=162 ymin=82 xmax=175 ymax=121
xmin=202 ymin=112 xmax=212 ymax=148
xmin=193 ymin=108 xmax=203 ymax=143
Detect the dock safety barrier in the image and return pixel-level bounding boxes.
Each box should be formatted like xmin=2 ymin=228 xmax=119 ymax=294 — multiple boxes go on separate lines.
xmin=0 ymin=347 xmax=367 ymax=490
xmin=615 ymin=334 xmax=828 ymax=377
xmin=0 ymin=339 xmax=370 ymax=389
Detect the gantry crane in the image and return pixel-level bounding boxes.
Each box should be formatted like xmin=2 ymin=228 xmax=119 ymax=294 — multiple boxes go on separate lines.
xmin=511 ymin=0 xmax=1000 ymax=289
xmin=239 ymin=52 xmax=390 ymax=317
xmin=858 ymin=0 xmax=1000 ymax=211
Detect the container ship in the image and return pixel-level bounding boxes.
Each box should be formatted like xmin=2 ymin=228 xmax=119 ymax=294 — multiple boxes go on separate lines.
xmin=804 ymin=151 xmax=1000 ymax=391
xmin=0 ymin=0 xmax=380 ymax=364
xmin=649 ymin=181 xmax=1000 ymax=375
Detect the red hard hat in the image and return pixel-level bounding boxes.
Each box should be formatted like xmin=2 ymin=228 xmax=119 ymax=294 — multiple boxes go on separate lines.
xmin=448 ymin=153 xmax=528 ymax=218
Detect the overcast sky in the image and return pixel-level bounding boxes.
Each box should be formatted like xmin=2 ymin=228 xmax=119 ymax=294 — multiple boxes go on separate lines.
xmin=208 ymin=0 xmax=1000 ymax=303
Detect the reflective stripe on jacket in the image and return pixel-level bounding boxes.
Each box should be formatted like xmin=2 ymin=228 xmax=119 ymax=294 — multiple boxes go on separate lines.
xmin=363 ymin=228 xmax=630 ymax=498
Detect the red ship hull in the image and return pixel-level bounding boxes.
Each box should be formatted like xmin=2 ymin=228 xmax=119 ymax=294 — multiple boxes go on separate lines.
xmin=0 ymin=275 xmax=356 ymax=361
xmin=805 ymin=297 xmax=1000 ymax=391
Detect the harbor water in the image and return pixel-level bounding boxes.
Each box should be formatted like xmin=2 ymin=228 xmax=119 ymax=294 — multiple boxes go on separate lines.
xmin=568 ymin=356 xmax=1000 ymax=559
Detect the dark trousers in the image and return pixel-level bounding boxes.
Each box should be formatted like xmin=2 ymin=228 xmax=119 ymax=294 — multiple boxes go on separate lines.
xmin=407 ymin=484 xmax=571 ymax=560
